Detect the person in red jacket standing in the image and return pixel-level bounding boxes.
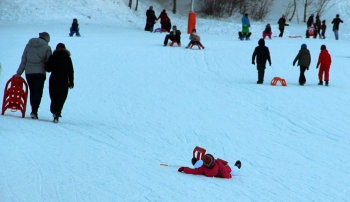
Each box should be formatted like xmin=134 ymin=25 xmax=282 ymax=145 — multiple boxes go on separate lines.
xmin=316 ymin=44 xmax=332 ymax=86
xmin=157 ymin=10 xmax=171 ymax=32
xmin=178 ymin=154 xmax=233 ymax=179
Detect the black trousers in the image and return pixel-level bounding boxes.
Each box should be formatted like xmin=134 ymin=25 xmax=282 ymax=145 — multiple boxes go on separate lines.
xmin=279 ymin=29 xmax=284 ymax=37
xmin=164 ymin=35 xmax=180 ymax=45
xmin=25 ymin=73 xmax=46 ymax=114
xmin=257 ymin=63 xmax=266 ymax=83
xmin=299 ymin=66 xmax=307 ymax=84
xmin=49 ymin=81 xmax=69 ymax=116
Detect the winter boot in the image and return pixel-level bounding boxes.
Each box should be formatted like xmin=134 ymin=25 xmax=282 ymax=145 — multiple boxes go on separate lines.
xmin=53 ymin=113 xmax=59 ymax=123
xmin=234 ymin=160 xmax=242 ymax=169
xmin=325 ymin=81 xmax=329 ymax=86
xmin=318 ymin=81 xmax=323 ymax=85
xmin=30 ymin=112 xmax=38 ymax=119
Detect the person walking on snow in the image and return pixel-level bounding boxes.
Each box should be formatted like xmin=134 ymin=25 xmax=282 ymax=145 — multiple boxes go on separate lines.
xmin=331 ymin=14 xmax=343 ymax=40
xmin=15 ymin=32 xmax=52 ymax=119
xmin=145 ymin=6 xmax=157 ymax=32
xmin=252 ymin=38 xmax=271 ymax=84
xmin=45 ymin=43 xmax=74 ymax=123
xmin=277 ymin=14 xmax=289 ymax=37
xmin=293 ymin=44 xmax=311 ymax=86
xmin=178 ymin=154 xmax=233 ymax=179
xmin=316 ymin=45 xmax=332 ymax=86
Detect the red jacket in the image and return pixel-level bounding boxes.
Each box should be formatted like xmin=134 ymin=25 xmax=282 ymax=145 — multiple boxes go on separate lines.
xmin=317 ymin=49 xmax=332 ymax=67
xmin=158 ymin=12 xmax=170 ymax=24
xmin=183 ymin=159 xmax=232 ymax=179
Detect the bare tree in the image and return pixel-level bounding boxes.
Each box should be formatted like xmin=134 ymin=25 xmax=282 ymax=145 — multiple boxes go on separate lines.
xmin=135 ymin=0 xmax=138 ymax=11
xmin=128 ymin=0 xmax=132 ymax=9
xmin=313 ymin=0 xmax=339 ymax=17
xmin=298 ymin=0 xmax=314 ymax=22
xmin=289 ymin=0 xmax=297 ymax=21
xmin=173 ymin=0 xmax=176 ymax=14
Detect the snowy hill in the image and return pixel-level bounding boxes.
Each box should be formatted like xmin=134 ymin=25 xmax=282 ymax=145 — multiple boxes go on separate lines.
xmin=1 ymin=0 xmax=350 ymax=201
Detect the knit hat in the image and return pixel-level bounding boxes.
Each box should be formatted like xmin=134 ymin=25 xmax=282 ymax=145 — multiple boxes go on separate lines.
xmin=321 ymin=44 xmax=326 ymax=50
xmin=301 ymin=44 xmax=307 ymax=49
xmin=192 ymin=28 xmax=196 ymax=32
xmin=322 ymin=20 xmax=326 ymax=23
xmin=203 ymin=154 xmax=215 ymax=168
xmin=56 ymin=43 xmax=66 ymax=49
xmin=245 ymin=13 xmax=248 ymax=17
xmin=39 ymin=32 xmax=50 ymax=42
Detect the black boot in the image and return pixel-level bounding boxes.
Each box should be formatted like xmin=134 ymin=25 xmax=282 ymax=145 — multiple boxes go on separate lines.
xmin=318 ymin=81 xmax=323 ymax=85
xmin=325 ymin=81 xmax=329 ymax=86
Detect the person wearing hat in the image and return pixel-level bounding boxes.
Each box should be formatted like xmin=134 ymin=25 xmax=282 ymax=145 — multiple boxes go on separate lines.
xmin=69 ymin=18 xmax=81 ymax=37
xmin=163 ymin=25 xmax=181 ymax=46
xmin=157 ymin=9 xmax=171 ymax=32
xmin=145 ymin=6 xmax=157 ymax=32
xmin=185 ymin=28 xmax=205 ymax=49
xmin=242 ymin=13 xmax=250 ymax=28
xmin=45 ymin=43 xmax=74 ymax=123
xmin=178 ymin=154 xmax=233 ymax=178
xmin=331 ymin=14 xmax=343 ymax=40
xmin=277 ymin=14 xmax=289 ymax=37
xmin=15 ymin=32 xmax=52 ymax=119
xmin=316 ymin=45 xmax=332 ymax=86
xmin=262 ymin=24 xmax=272 ymax=39
xmin=293 ymin=44 xmax=311 ymax=86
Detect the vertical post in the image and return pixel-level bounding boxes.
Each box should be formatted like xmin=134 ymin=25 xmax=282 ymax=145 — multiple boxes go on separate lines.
xmin=188 ymin=0 xmax=196 ymax=34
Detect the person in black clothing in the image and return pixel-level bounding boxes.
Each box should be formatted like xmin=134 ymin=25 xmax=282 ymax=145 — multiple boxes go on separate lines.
xmin=314 ymin=15 xmax=321 ymax=38
xmin=145 ymin=6 xmax=157 ymax=32
xmin=320 ymin=20 xmax=327 ymax=39
xmin=293 ymin=44 xmax=311 ymax=86
xmin=306 ymin=14 xmax=314 ymax=38
xmin=45 ymin=43 xmax=74 ymax=123
xmin=163 ymin=25 xmax=181 ymax=46
xmin=331 ymin=14 xmax=343 ymax=40
xmin=252 ymin=38 xmax=271 ymax=84
xmin=69 ymin=18 xmax=80 ymax=37
xmin=277 ymin=14 xmax=289 ymax=37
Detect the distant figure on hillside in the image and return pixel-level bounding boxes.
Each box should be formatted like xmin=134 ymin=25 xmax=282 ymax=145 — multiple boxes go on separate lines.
xmin=145 ymin=6 xmax=157 ymax=32
xmin=238 ymin=24 xmax=252 ymax=40
xmin=316 ymin=45 xmax=332 ymax=86
xmin=157 ymin=9 xmax=171 ymax=32
xmin=293 ymin=44 xmax=311 ymax=86
xmin=178 ymin=154 xmax=233 ymax=179
xmin=185 ymin=28 xmax=205 ymax=49
xmin=15 ymin=32 xmax=52 ymax=119
xmin=45 ymin=43 xmax=74 ymax=123
xmin=306 ymin=24 xmax=315 ymax=38
xmin=242 ymin=13 xmax=250 ymax=28
xmin=320 ymin=20 xmax=327 ymax=39
xmin=314 ymin=15 xmax=321 ymax=38
xmin=262 ymin=24 xmax=272 ymax=39
xmin=69 ymin=18 xmax=80 ymax=37
xmin=331 ymin=14 xmax=343 ymax=40
xmin=252 ymin=38 xmax=271 ymax=84
xmin=277 ymin=14 xmax=289 ymax=37
xmin=163 ymin=25 xmax=181 ymax=46
xmin=307 ymin=14 xmax=314 ymax=28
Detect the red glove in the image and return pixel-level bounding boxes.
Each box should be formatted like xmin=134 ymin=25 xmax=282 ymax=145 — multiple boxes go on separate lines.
xmin=178 ymin=167 xmax=184 ymax=172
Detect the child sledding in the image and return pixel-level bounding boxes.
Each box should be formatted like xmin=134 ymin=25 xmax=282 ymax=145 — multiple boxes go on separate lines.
xmin=239 ymin=24 xmax=252 ymax=40
xmin=185 ymin=29 xmax=205 ymax=49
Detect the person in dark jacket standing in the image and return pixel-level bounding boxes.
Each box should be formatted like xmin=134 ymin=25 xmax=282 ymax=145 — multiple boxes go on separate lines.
xmin=320 ymin=20 xmax=327 ymax=39
xmin=45 ymin=43 xmax=74 ymax=123
xmin=293 ymin=44 xmax=311 ymax=86
xmin=157 ymin=10 xmax=171 ymax=32
xmin=316 ymin=45 xmax=332 ymax=86
xmin=145 ymin=6 xmax=157 ymax=32
xmin=252 ymin=38 xmax=271 ymax=84
xmin=69 ymin=18 xmax=80 ymax=37
xmin=314 ymin=15 xmax=321 ymax=38
xmin=331 ymin=14 xmax=343 ymax=40
xmin=15 ymin=32 xmax=52 ymax=119
xmin=277 ymin=14 xmax=289 ymax=37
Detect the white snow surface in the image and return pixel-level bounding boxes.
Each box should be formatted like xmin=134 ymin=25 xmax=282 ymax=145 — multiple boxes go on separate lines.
xmin=1 ymin=0 xmax=350 ymax=201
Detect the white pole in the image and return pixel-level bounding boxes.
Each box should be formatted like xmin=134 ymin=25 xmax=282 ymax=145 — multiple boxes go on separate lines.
xmin=191 ymin=0 xmax=194 ymax=12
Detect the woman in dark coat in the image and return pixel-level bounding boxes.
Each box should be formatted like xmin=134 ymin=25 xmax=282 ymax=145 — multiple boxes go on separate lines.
xmin=145 ymin=6 xmax=157 ymax=32
xmin=45 ymin=43 xmax=74 ymax=123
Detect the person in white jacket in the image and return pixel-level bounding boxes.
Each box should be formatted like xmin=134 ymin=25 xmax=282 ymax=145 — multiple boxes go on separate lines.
xmin=185 ymin=29 xmax=205 ymax=49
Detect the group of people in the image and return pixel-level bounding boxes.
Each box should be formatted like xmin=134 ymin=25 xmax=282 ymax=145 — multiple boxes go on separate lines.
xmin=15 ymin=32 xmax=75 ymax=123
xmin=251 ymin=38 xmax=332 ymax=86
xmin=240 ymin=13 xmax=343 ymax=40
xmin=145 ymin=7 xmax=171 ymax=32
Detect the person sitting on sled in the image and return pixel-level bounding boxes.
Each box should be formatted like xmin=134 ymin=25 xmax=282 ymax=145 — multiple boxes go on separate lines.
xmin=178 ymin=153 xmax=239 ymax=179
xmin=163 ymin=25 xmax=181 ymax=46
xmin=262 ymin=24 xmax=272 ymax=39
xmin=185 ymin=28 xmax=205 ymax=49
xmin=238 ymin=24 xmax=252 ymax=40
xmin=69 ymin=18 xmax=80 ymax=37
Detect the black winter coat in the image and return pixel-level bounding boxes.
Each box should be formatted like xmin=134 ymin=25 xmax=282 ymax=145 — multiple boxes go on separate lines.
xmin=45 ymin=49 xmax=74 ymax=91
xmin=307 ymin=16 xmax=314 ymax=28
xmin=252 ymin=39 xmax=271 ymax=65
xmin=71 ymin=22 xmax=79 ymax=31
xmin=278 ymin=17 xmax=288 ymax=30
xmin=331 ymin=17 xmax=343 ymax=30
xmin=146 ymin=9 xmax=157 ymax=24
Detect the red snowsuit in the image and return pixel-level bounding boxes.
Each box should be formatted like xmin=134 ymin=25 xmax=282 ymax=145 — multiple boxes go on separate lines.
xmin=183 ymin=159 xmax=232 ymax=179
xmin=317 ymin=49 xmax=332 ymax=81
